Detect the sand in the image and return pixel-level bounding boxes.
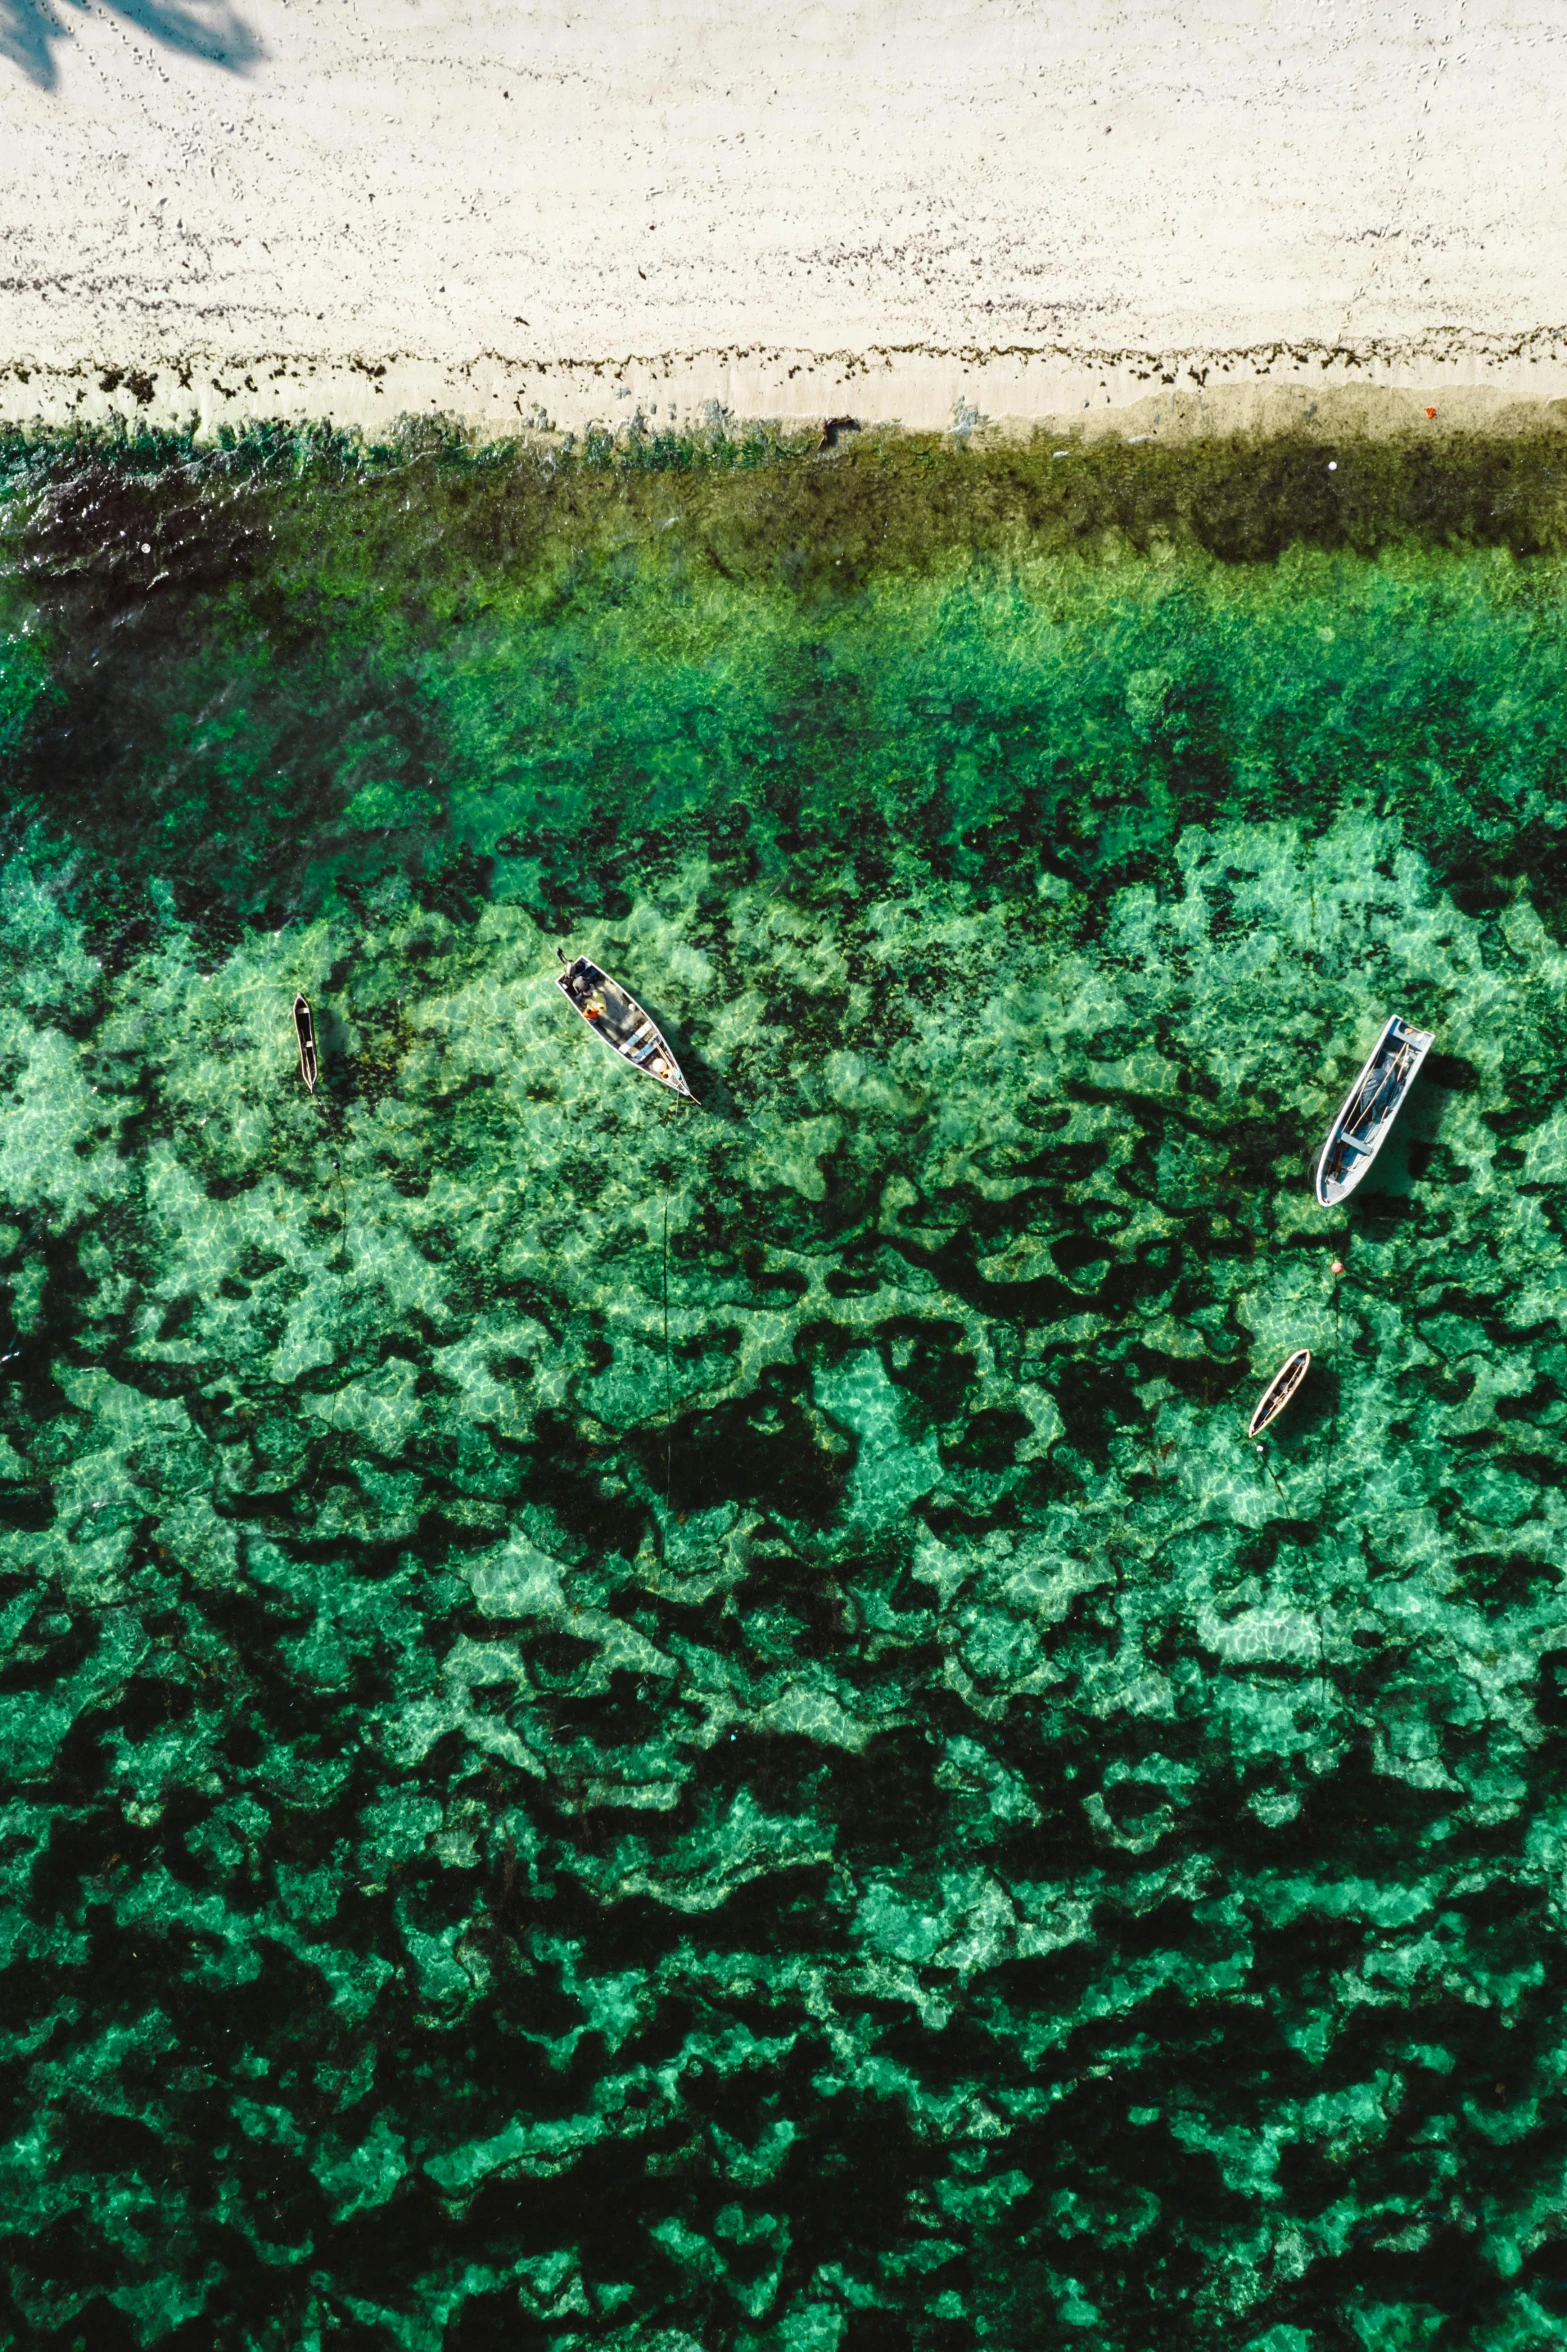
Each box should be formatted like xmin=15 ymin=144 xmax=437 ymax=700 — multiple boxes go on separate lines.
xmin=3 ymin=0 xmax=1566 ymax=436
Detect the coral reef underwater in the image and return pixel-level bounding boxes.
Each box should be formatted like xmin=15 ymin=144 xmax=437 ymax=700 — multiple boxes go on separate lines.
xmin=6 ymin=427 xmax=1567 ymax=2347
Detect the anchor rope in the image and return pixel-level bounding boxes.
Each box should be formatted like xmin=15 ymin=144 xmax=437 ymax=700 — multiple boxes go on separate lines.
xmin=1322 ymin=1250 xmax=1345 ymax=1515
xmin=662 ymin=1171 xmax=673 ymax=1508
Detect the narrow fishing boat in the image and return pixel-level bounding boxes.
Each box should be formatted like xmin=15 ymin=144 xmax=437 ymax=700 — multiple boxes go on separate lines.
xmin=1313 ymin=1014 xmax=1434 ymax=1207
xmin=1248 ymin=1348 xmax=1311 ymax=1440
xmin=556 ymin=954 xmax=695 ymax=1100
xmin=293 ymin=994 xmax=319 ymax=1093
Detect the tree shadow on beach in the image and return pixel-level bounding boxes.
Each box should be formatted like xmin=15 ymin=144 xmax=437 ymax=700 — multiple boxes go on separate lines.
xmin=2 ymin=0 xmax=263 ymax=89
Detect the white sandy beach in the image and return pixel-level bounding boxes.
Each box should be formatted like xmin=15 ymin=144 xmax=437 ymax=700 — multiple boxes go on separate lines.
xmin=2 ymin=0 xmax=1565 ymax=435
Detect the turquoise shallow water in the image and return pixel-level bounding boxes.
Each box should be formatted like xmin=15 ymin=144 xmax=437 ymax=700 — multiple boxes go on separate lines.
xmin=6 ymin=429 xmax=1567 ymax=2348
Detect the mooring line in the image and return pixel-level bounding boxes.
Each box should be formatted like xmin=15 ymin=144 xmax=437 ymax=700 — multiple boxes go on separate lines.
xmin=331 ymin=1154 xmax=348 ymax=1263
xmin=662 ymin=1170 xmax=673 ymax=1509
xmin=1321 ymin=1246 xmax=1345 ymax=1516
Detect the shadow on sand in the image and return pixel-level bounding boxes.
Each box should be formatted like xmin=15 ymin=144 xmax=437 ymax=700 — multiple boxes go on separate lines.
xmin=3 ymin=0 xmax=262 ymax=89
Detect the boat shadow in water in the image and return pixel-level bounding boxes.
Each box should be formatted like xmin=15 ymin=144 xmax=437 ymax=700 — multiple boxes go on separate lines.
xmin=1350 ymin=1062 xmax=1467 ymax=1200
xmin=628 ymin=998 xmax=745 ymax=1123
xmin=310 ymin=1002 xmax=353 ymax=1090
xmin=1264 ymin=1363 xmax=1339 ymax=1451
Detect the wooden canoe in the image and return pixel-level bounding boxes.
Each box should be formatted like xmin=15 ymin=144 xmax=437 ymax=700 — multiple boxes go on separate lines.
xmin=556 ymin=955 xmax=694 ymax=1100
xmin=1248 ymin=1348 xmax=1311 ymax=1440
xmin=1314 ymin=1015 xmax=1433 ymax=1207
xmin=293 ymin=994 xmax=319 ymax=1093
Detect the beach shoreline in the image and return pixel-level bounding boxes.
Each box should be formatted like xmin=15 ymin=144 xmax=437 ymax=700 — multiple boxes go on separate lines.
xmin=6 ymin=353 xmax=1567 ymax=446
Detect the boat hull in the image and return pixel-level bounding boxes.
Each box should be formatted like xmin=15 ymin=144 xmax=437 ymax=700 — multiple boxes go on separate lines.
xmin=1248 ymin=1348 xmax=1311 ymax=1440
xmin=556 ymin=956 xmax=694 ymax=1099
xmin=293 ymin=994 xmax=318 ymax=1093
xmin=1313 ymin=1015 xmax=1433 ymax=1207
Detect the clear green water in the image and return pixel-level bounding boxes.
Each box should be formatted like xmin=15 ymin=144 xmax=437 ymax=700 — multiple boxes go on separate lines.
xmin=5 ymin=428 xmax=1567 ymax=2349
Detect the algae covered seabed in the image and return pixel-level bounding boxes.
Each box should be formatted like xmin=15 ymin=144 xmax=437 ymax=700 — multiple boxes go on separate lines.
xmin=7 ymin=426 xmax=1567 ymax=2349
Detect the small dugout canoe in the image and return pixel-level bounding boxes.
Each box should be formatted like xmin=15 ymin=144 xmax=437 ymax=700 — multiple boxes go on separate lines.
xmin=293 ymin=994 xmax=319 ymax=1093
xmin=1313 ymin=1015 xmax=1434 ymax=1207
xmin=556 ymin=954 xmax=695 ymax=1100
xmin=1248 ymin=1348 xmax=1311 ymax=1440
